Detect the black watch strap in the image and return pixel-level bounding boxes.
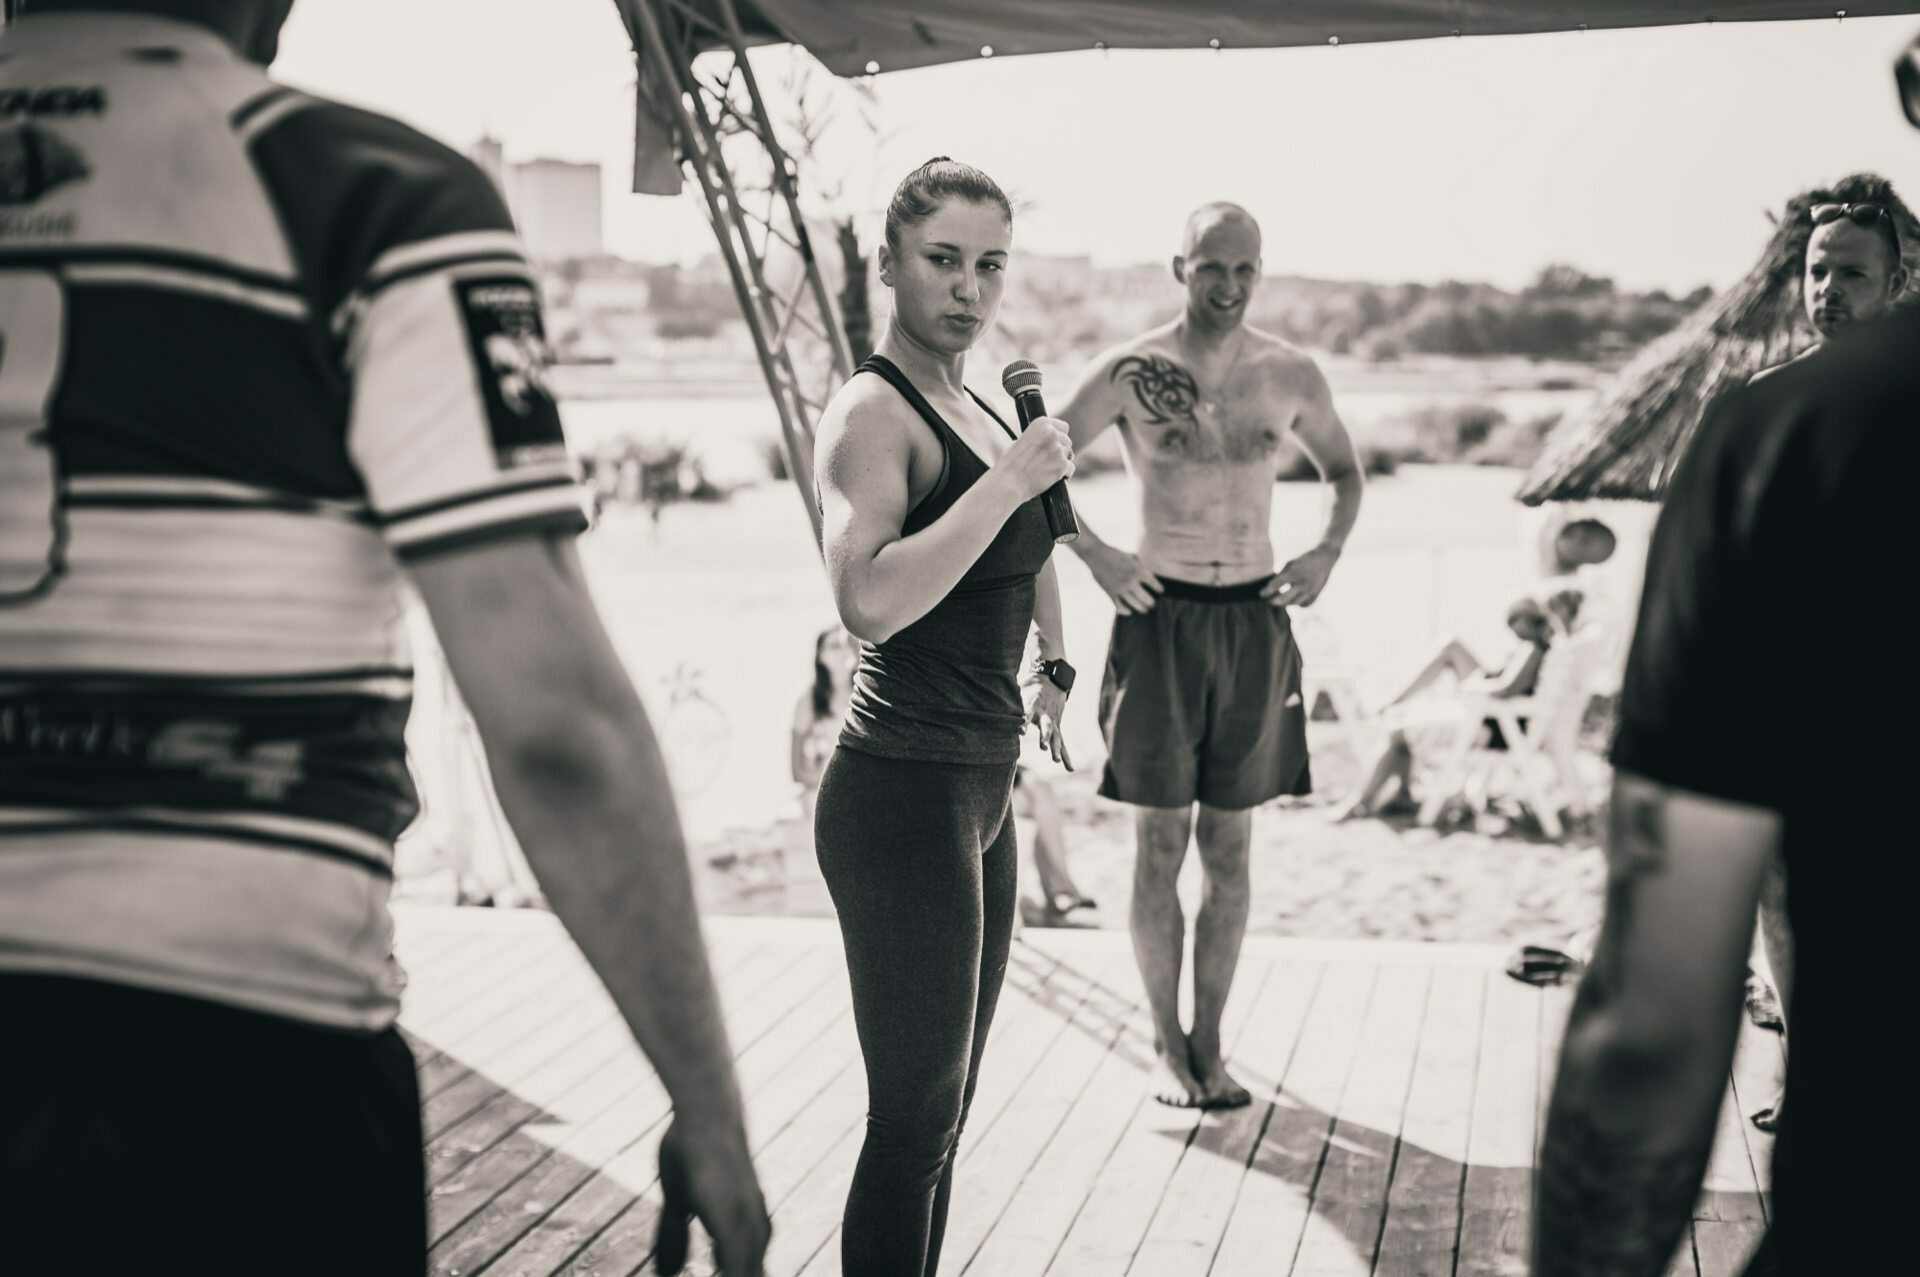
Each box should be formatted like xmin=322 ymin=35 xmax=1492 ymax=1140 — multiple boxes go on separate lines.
xmin=1039 ymin=657 xmax=1076 ymax=694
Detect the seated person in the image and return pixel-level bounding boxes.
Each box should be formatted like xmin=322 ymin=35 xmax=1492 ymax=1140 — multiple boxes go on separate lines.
xmin=1336 ymin=596 xmax=1553 ymax=822
xmin=792 ymin=625 xmax=858 ymax=813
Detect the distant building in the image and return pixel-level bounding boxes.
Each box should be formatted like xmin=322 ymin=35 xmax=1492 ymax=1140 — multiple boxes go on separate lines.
xmin=470 ymin=136 xmax=508 ymax=199
xmin=467 ymin=138 xmax=604 ymax=263
xmin=511 ymin=159 xmax=604 ymax=262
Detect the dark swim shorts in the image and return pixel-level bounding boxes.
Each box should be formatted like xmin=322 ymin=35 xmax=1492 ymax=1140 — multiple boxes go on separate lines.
xmin=1097 ymin=576 xmax=1312 ymax=810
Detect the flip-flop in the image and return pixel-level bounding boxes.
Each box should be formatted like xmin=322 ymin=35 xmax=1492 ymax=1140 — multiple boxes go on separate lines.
xmin=1050 ymin=892 xmax=1097 ymax=915
xmin=1506 ymin=944 xmax=1583 ymax=987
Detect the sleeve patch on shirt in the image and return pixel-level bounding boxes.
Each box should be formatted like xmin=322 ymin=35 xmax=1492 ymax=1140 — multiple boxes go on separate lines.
xmin=454 ymin=276 xmax=568 ymax=469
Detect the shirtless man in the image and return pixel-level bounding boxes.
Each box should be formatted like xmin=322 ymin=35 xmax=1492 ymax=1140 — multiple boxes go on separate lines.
xmin=1058 ymin=203 xmax=1364 ymax=1108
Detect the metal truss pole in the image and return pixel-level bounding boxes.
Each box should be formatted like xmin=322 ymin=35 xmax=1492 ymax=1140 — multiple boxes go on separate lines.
xmin=620 ymin=0 xmax=856 ymax=548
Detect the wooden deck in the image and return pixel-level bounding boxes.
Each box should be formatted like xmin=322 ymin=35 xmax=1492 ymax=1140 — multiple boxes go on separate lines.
xmin=393 ymin=905 xmax=1777 ymax=1277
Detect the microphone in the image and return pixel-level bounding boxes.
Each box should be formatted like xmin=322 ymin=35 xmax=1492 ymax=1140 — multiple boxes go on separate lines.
xmin=1000 ymin=360 xmax=1079 ymax=544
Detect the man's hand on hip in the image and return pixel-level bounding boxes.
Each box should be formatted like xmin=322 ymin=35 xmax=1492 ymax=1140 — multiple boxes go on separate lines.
xmin=1264 ymin=544 xmax=1340 ymax=609
xmin=1083 ymin=543 xmax=1163 ymax=614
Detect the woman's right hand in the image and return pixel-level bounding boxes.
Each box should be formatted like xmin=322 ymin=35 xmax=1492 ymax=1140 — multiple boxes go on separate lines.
xmin=991 ymin=415 xmax=1076 ymax=504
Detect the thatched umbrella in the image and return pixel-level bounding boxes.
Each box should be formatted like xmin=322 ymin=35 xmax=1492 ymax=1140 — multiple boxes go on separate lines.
xmin=1518 ymin=174 xmax=1920 ymax=505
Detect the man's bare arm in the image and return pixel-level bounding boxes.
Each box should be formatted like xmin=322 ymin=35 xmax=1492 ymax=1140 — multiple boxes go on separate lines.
xmin=1289 ymin=358 xmax=1364 ymax=556
xmin=1533 ymin=771 xmax=1778 ymax=1276
xmin=406 ymin=536 xmax=748 ymax=1136
xmin=1266 ymin=358 xmax=1363 ymax=608
xmin=1053 ymin=354 xmax=1163 ymax=611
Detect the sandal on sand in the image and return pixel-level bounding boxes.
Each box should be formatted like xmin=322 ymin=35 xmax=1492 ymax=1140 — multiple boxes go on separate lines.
xmin=1506 ymin=944 xmax=1583 ymax=987
xmin=1049 ymin=892 xmax=1097 ymax=916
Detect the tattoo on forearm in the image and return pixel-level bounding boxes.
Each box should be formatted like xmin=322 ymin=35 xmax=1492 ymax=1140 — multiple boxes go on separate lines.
xmin=1586 ymin=779 xmax=1671 ymax=993
xmin=1535 ymin=1105 xmax=1710 ymax=1276
xmin=1609 ymin=781 xmax=1669 ymax=877
xmin=1110 ymin=355 xmax=1200 ymax=425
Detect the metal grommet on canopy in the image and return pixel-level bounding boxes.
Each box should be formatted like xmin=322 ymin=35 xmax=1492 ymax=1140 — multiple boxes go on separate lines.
xmin=863 ymin=59 xmax=879 ymax=74
xmin=1328 ymin=35 xmax=1340 ymax=46
xmin=1208 ymin=38 xmax=1222 ymax=50
xmin=979 ymin=44 xmax=994 ymax=57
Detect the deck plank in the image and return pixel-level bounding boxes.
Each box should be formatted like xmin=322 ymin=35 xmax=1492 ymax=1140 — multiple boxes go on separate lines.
xmin=1123 ymin=960 xmax=1322 ymax=1277
xmin=1725 ymin=1014 xmax=1780 ymax=1221
xmin=421 ymin=943 xmax=790 ymax=1193
xmin=1290 ymin=962 xmax=1434 ymax=1276
xmin=798 ymin=946 xmax=1154 ymax=1277
xmin=759 ymin=939 xmax=1096 ymax=1277
xmin=1692 ymin=1219 xmax=1767 ymax=1277
xmin=1455 ymin=974 xmax=1540 ymax=1276
xmin=939 ymin=951 xmax=1145 ymax=1271
xmin=959 ymin=958 xmax=1160 ymax=1276
xmin=1041 ymin=956 xmax=1277 ymax=1275
xmin=423 ymin=942 xmax=831 ymax=1275
xmin=384 ymin=910 xmax=1782 ymax=1277
xmin=495 ymin=946 xmax=858 ymax=1277
xmin=1374 ymin=966 xmax=1487 ymax=1277
xmin=1208 ymin=961 xmax=1379 ymax=1276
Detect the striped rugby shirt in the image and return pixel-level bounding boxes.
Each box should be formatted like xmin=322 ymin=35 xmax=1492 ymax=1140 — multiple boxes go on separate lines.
xmin=0 ymin=13 xmax=589 ymax=1029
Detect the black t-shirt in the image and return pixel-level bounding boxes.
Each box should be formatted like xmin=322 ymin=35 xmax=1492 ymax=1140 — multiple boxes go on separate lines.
xmin=1612 ymin=307 xmax=1916 ymax=1270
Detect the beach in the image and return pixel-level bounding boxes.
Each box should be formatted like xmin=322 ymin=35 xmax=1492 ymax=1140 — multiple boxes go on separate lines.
xmin=398 ymin=398 xmax=1652 ymax=949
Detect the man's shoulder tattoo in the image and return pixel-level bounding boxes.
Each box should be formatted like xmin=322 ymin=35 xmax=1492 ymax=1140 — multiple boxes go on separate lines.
xmin=1110 ymin=354 xmax=1200 ymax=427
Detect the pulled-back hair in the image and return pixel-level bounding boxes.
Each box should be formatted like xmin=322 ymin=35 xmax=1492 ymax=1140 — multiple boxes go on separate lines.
xmin=883 ymin=157 xmax=1012 ymax=252
xmin=1790 ymin=172 xmax=1913 ymax=268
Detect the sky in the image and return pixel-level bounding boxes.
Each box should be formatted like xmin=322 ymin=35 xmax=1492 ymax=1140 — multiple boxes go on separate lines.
xmin=273 ymin=2 xmax=1920 ymax=293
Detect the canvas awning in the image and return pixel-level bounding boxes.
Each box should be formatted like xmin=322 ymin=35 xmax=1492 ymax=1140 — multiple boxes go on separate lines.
xmin=651 ymin=2 xmax=1920 ymax=76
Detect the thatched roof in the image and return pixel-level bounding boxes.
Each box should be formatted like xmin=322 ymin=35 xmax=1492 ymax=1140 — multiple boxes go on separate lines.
xmin=1518 ymin=174 xmax=1920 ymax=505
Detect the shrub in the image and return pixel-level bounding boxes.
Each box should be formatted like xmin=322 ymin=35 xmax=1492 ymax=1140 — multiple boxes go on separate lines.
xmin=761 ymin=436 xmax=791 ymax=483
xmin=1465 ymin=411 xmax=1562 ymax=468
xmin=582 ymin=436 xmax=729 ymax=510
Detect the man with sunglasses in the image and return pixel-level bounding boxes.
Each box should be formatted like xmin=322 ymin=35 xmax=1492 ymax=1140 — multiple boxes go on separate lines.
xmin=1531 ymin=33 xmax=1920 ymax=1277
xmin=1800 ymin=192 xmax=1907 ymax=340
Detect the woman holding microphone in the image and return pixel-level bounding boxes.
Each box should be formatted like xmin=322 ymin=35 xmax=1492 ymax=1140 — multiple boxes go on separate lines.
xmin=811 ymin=157 xmax=1076 ymax=1276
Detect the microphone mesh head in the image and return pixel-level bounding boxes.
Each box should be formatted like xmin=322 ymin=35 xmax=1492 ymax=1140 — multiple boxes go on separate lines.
xmin=1001 ymin=360 xmax=1043 ymax=395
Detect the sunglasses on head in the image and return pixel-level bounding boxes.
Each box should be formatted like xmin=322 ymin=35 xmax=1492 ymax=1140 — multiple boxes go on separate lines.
xmin=1810 ymin=202 xmax=1890 ymax=229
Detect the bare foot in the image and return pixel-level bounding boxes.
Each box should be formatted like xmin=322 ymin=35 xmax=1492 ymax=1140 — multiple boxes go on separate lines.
xmin=1149 ymin=1036 xmax=1206 ymax=1109
xmin=1189 ymin=1040 xmax=1253 ymax=1110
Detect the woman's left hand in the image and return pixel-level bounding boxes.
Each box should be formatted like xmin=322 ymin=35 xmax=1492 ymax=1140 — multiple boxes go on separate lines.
xmin=1023 ymin=680 xmax=1074 ymax=771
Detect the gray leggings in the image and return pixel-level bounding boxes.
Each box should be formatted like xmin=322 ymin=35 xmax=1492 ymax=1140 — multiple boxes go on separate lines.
xmin=813 ymin=746 xmax=1019 ymax=1277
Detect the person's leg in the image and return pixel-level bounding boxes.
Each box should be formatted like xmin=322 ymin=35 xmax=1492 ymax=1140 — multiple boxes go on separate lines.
xmin=814 ymin=750 xmax=998 ymax=1277
xmin=1384 ymin=636 xmax=1484 ymax=708
xmin=1753 ymin=850 xmax=1793 ymax=1131
xmin=922 ymin=783 xmax=1020 ymax=1277
xmin=1190 ymin=803 xmax=1254 ymax=1108
xmin=1334 ymin=727 xmax=1414 ymax=820
xmin=1024 ymin=774 xmax=1090 ymax=910
xmin=1131 ymin=803 xmax=1205 ymax=1107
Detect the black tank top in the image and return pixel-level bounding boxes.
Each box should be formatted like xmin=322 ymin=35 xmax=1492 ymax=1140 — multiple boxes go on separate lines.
xmin=837 ymin=356 xmax=1056 ymax=765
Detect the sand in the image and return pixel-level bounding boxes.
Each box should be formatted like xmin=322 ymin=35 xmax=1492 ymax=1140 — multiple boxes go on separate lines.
xmin=397 ymin=465 xmax=1643 ymax=948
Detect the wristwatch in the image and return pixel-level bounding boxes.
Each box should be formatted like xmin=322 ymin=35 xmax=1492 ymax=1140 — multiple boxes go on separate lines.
xmin=1037 ymin=657 xmax=1076 ymax=694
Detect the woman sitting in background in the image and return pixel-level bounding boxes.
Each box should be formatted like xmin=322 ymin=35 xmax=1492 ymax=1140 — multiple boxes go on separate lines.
xmin=1334 ymin=595 xmax=1555 ymax=822
xmin=792 ymin=625 xmax=859 ymax=810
